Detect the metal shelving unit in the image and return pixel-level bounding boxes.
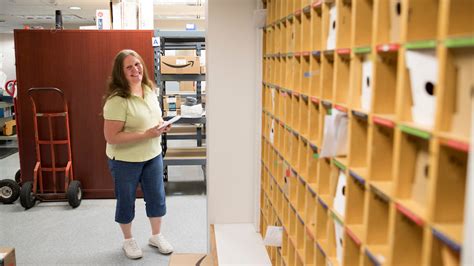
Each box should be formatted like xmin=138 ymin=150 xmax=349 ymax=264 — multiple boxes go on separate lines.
xmin=154 ymin=30 xmax=206 ymax=181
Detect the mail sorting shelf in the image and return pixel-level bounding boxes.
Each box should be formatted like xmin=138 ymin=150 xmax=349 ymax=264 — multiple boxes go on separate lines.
xmin=154 ymin=30 xmax=206 ymax=181
xmin=261 ymin=0 xmax=472 ymax=265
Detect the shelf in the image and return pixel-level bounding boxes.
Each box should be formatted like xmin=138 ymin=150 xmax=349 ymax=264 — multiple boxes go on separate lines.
xmin=163 ymin=147 xmax=206 ymax=166
xmin=405 ymin=0 xmax=439 ymax=42
xmin=346 ymin=172 xmax=367 ymax=227
xmin=372 ymin=48 xmax=398 ymax=116
xmin=391 ymin=207 xmax=425 ymax=266
xmin=364 ymin=245 xmax=389 ymax=266
xmin=373 ymin=0 xmax=401 ymax=45
xmin=164 ymin=116 xmax=206 ymax=124
xmin=348 ymin=114 xmax=368 ymax=168
xmin=444 ymin=1 xmax=474 ymax=38
xmin=344 ymin=228 xmax=362 ymax=266
xmin=159 ymin=74 xmax=205 ymax=82
xmin=432 ymin=224 xmax=463 ymax=251
xmin=349 ymin=52 xmax=372 ymax=112
xmin=368 ymin=123 xmax=395 ymax=194
xmin=334 ymin=51 xmax=351 ymax=106
xmin=352 ymin=0 xmax=374 ymax=48
xmin=321 ymin=50 xmax=335 ymax=101
xmin=430 ymin=228 xmax=461 ymax=266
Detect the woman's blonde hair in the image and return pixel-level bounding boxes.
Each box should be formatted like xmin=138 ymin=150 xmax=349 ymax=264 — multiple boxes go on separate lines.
xmin=104 ymin=49 xmax=154 ymax=99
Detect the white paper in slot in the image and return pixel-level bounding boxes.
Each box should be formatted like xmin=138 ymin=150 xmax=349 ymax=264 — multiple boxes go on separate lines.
xmin=333 ymin=171 xmax=347 ymax=218
xmin=320 ymin=110 xmax=348 ymax=158
xmin=361 ymin=57 xmax=373 ymax=112
xmin=270 ymin=119 xmax=275 ymax=144
xmin=334 ymin=218 xmax=344 ymax=265
xmin=264 ymin=226 xmax=283 ymax=247
xmin=271 ymin=89 xmax=276 ymax=113
xmin=326 ymin=5 xmax=337 ymax=50
xmin=406 ymin=50 xmax=438 ymax=128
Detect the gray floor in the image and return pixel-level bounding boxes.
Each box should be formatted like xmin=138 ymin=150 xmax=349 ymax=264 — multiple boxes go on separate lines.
xmin=0 ymin=139 xmax=208 ymax=265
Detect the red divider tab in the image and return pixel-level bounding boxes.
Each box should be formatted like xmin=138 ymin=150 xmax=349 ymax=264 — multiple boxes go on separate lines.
xmin=311 ymin=96 xmax=320 ymax=104
xmin=336 ymin=48 xmax=351 ymax=55
xmin=373 ymin=116 xmax=395 ymax=128
xmin=396 ymin=203 xmax=424 ymax=227
xmin=345 ymin=228 xmax=361 ymax=246
xmin=295 ymin=9 xmax=302 ymax=16
xmin=302 ymin=51 xmax=310 ymax=56
xmin=334 ymin=104 xmax=347 ymax=113
xmin=441 ymin=139 xmax=470 ymax=153
xmin=376 ymin=43 xmax=400 ymax=52
xmin=295 ymin=51 xmax=302 ymax=57
xmin=312 ymin=0 xmax=322 ymax=8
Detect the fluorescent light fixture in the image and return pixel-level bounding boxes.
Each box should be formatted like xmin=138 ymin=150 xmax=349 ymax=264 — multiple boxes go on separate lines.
xmin=69 ymin=6 xmax=81 ymax=10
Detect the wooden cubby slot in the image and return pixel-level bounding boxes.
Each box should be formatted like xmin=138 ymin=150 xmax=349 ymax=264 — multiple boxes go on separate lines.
xmin=394 ymin=130 xmax=431 ymax=220
xmin=334 ymin=51 xmax=351 ymax=107
xmin=323 ymin=1 xmax=337 ymax=50
xmin=349 ymin=52 xmax=372 ymax=112
xmin=300 ymin=96 xmax=310 ymax=138
xmin=306 ymin=143 xmax=319 ymax=189
xmin=343 ymin=229 xmax=362 ymax=266
xmin=345 ymin=173 xmax=366 ymax=241
xmin=288 ymin=16 xmax=296 ymax=54
xmin=309 ymin=100 xmax=321 ymax=145
xmin=282 ymin=227 xmax=289 ymax=264
xmin=289 ymin=232 xmax=297 ymax=266
xmin=397 ymin=47 xmax=438 ymax=129
xmin=352 ymin=0 xmax=374 ymax=48
xmin=335 ymin=0 xmax=352 ymax=49
xmin=289 ymin=169 xmax=298 ymax=207
xmin=364 ymin=187 xmax=391 ymax=265
xmin=404 ymin=0 xmax=439 ymax=42
xmin=368 ymin=122 xmax=395 ymax=197
xmin=298 ymin=137 xmax=309 ymax=178
xmin=317 ymin=157 xmax=332 ymax=202
xmin=316 ymin=198 xmax=329 ymax=250
xmin=286 ymin=57 xmax=295 ymax=90
xmin=297 ymin=176 xmax=307 ymax=218
xmin=291 ymin=94 xmax=301 ymax=132
xmin=281 ymin=20 xmax=288 ymax=54
xmin=276 ymin=57 xmax=283 ymax=87
xmin=316 ymin=242 xmax=327 ymax=266
xmin=443 ymin=0 xmax=474 ymax=38
xmin=327 ymin=213 xmax=345 ymax=266
xmin=305 ymin=230 xmax=316 ymax=266
xmin=275 ymin=24 xmax=282 ymax=54
xmin=309 ymin=54 xmax=322 ymax=97
xmin=306 ymin=185 xmax=318 ymax=238
xmin=373 ymin=0 xmax=402 ymax=45
xmin=321 ymin=52 xmax=335 ymax=101
xmin=319 ymin=99 xmax=332 ymax=146
xmin=432 ymin=143 xmax=468 ymax=246
xmin=294 ymin=56 xmax=303 ymax=92
xmin=283 ymin=190 xmax=290 ymax=228
xmin=290 ymin=131 xmax=299 ymax=167
xmin=290 ymin=204 xmax=298 ymax=243
xmin=372 ymin=49 xmax=398 ymax=119
xmin=302 ymin=55 xmax=311 ymax=95
xmin=283 ymin=91 xmax=292 ymax=125
xmin=302 ymin=5 xmax=312 ymax=53
xmin=311 ymin=3 xmax=323 ymax=51
xmin=295 ymin=11 xmax=303 ymax=53
xmin=296 ymin=215 xmax=306 ymax=262
xmin=390 ymin=207 xmax=425 ymax=266
xmin=429 ymin=229 xmax=461 ymax=266
xmin=348 ymin=114 xmax=369 ymax=174
xmin=438 ymin=46 xmax=474 ymax=143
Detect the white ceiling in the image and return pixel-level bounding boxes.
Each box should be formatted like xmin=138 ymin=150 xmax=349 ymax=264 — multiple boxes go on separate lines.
xmin=0 ymin=0 xmax=205 ymax=33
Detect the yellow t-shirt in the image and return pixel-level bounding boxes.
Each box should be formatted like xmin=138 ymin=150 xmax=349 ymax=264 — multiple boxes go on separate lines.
xmin=103 ymin=86 xmax=163 ymax=162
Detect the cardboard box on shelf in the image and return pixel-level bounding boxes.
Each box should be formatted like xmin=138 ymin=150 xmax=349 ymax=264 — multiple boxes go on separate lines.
xmin=0 ymin=247 xmax=16 ymax=266
xmin=180 ymin=81 xmax=195 ymax=92
xmin=161 ymin=56 xmax=200 ymax=74
xmin=164 ymin=109 xmax=181 ymax=117
xmin=168 ymin=253 xmax=213 ymax=266
xmin=2 ymin=120 xmax=16 ymax=136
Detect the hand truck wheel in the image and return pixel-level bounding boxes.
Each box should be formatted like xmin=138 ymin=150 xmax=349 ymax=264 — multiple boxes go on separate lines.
xmin=67 ymin=180 xmax=82 ymax=208
xmin=0 ymin=179 xmax=20 ymax=204
xmin=20 ymin=181 xmax=36 ymax=209
xmin=15 ymin=169 xmax=21 ymax=184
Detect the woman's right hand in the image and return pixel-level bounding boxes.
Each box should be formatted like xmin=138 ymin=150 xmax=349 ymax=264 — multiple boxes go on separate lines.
xmin=145 ymin=123 xmax=167 ymax=138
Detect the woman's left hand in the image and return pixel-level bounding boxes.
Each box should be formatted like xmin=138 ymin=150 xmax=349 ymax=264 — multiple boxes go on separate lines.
xmin=163 ymin=124 xmax=172 ymax=133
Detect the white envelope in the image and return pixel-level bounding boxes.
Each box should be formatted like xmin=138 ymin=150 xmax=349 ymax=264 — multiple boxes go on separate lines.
xmin=320 ymin=110 xmax=349 ymax=158
xmin=326 ymin=5 xmax=337 ymax=50
xmin=334 ymin=218 xmax=344 ymax=264
xmin=405 ymin=50 xmax=438 ymax=128
xmin=270 ymin=119 xmax=275 ymax=144
xmin=264 ymin=226 xmax=283 ymax=247
xmin=333 ymin=170 xmax=347 ymax=218
xmin=361 ymin=57 xmax=373 ymax=112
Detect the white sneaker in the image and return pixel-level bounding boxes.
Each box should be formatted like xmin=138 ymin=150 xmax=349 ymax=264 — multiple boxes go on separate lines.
xmin=123 ymin=238 xmax=143 ymax=259
xmin=149 ymin=233 xmax=174 ymax=255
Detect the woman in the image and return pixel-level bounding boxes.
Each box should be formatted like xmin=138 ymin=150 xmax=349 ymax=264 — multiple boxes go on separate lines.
xmin=103 ymin=49 xmax=173 ymax=259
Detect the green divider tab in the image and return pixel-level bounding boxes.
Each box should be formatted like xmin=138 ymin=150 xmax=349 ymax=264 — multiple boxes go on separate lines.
xmin=399 ymin=125 xmax=431 ymax=140
xmin=445 ymin=36 xmax=474 ymax=48
xmin=354 ymin=46 xmax=371 ymax=54
xmin=333 ymin=159 xmax=346 ymax=171
xmin=405 ymin=40 xmax=437 ymax=50
xmin=313 ymin=153 xmax=319 ymax=159
xmin=331 ymin=211 xmax=343 ymax=225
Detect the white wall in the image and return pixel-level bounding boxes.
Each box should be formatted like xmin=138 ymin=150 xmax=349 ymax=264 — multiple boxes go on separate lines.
xmin=207 ymin=0 xmax=258 ymax=224
xmin=0 ymin=33 xmax=16 ymax=90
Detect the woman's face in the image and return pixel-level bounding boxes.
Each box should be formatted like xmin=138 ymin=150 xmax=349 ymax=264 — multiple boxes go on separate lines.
xmin=123 ymin=55 xmax=143 ymax=86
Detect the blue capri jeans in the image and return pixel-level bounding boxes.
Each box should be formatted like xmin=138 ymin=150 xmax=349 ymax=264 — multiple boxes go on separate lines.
xmin=107 ymin=154 xmax=166 ymax=224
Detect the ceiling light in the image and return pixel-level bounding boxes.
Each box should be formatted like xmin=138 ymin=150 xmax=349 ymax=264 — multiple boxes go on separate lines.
xmin=69 ymin=6 xmax=81 ymax=10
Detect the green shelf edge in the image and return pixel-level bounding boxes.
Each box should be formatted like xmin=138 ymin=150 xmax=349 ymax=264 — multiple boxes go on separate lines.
xmin=445 ymin=36 xmax=474 ymax=48
xmin=399 ymin=125 xmax=431 ymax=140
xmin=353 ymin=46 xmax=371 ymax=54
xmin=333 ymin=159 xmax=346 ymax=171
xmin=405 ymin=40 xmax=437 ymax=50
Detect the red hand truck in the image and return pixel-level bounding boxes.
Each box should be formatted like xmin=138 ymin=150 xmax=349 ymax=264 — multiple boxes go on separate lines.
xmin=20 ymin=87 xmax=82 ymax=209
